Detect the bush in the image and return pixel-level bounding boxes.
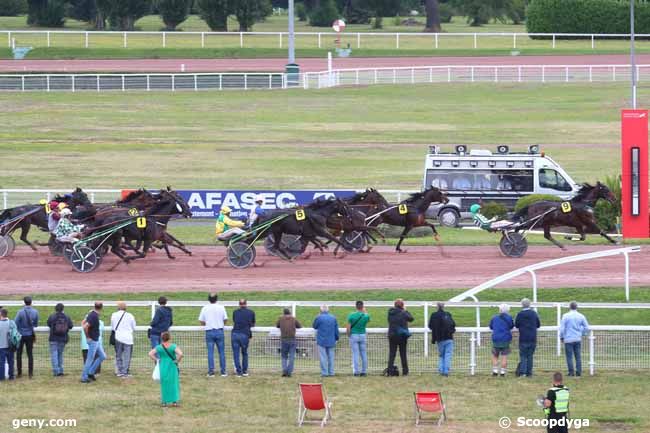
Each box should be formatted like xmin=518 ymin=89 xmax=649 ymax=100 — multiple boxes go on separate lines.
xmin=0 ymin=0 xmax=27 ymax=16
xmin=438 ymin=2 xmax=453 ymax=23
xmin=506 ymin=0 xmax=525 ymax=24
xmin=308 ymin=0 xmax=338 ymax=27
xmin=526 ymin=0 xmax=650 ymax=37
xmin=197 ymin=0 xmax=230 ymax=30
xmin=27 ymin=0 xmax=66 ymax=27
xmin=342 ymin=0 xmax=370 ymax=24
xmin=295 ymin=2 xmax=306 ymax=20
xmin=594 ymin=175 xmax=621 ymax=232
xmin=157 ymin=0 xmax=191 ymax=30
xmin=514 ymin=194 xmax=561 ymax=212
xmin=481 ymin=201 xmax=508 ymax=219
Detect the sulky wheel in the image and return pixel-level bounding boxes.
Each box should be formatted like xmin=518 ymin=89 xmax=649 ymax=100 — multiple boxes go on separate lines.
xmin=264 ymin=234 xmax=303 ymax=258
xmin=341 ymin=231 xmax=366 ymax=253
xmin=227 ymin=242 xmax=256 ymax=269
xmin=49 ymin=239 xmax=64 ymax=257
xmin=63 ymin=244 xmax=74 ymax=263
xmin=5 ymin=235 xmax=16 ymax=257
xmin=499 ymin=232 xmax=528 ymax=258
xmin=70 ymin=245 xmax=101 ymax=273
xmin=0 ymin=236 xmax=8 ymax=258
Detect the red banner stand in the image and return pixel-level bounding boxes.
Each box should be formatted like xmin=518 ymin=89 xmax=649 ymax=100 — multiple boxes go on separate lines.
xmin=621 ymin=109 xmax=649 ymax=238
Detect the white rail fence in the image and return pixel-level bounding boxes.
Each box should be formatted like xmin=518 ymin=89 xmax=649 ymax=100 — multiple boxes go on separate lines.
xmin=2 ymin=64 xmax=647 ymax=92
xmin=4 ymin=30 xmax=650 ymax=50
xmin=1 ymin=300 xmax=649 ymax=374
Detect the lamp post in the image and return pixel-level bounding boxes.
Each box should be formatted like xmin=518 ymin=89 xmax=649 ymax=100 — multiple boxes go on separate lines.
xmin=631 ymin=0 xmax=637 ymax=108
xmin=285 ymin=0 xmax=299 ymax=86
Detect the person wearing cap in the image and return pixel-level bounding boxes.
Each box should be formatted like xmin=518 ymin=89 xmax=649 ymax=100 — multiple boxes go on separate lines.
xmin=215 ymin=206 xmax=245 ymax=241
xmin=47 ymin=201 xmax=62 ymax=233
xmin=55 ymin=208 xmax=84 ymax=243
xmin=247 ymin=195 xmax=267 ymax=228
xmin=470 ymin=204 xmax=511 ymax=231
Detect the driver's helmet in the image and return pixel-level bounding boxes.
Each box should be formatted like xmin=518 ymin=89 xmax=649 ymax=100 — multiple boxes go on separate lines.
xmin=220 ymin=206 xmax=231 ymax=214
xmin=254 ymin=194 xmax=264 ymax=204
xmin=470 ymin=204 xmax=481 ymax=214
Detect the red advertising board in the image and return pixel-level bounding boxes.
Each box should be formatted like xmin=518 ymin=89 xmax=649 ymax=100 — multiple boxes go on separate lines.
xmin=621 ymin=109 xmax=649 ymax=238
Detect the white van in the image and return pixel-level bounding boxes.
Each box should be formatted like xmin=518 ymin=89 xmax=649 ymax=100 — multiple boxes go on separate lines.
xmin=423 ymin=145 xmax=580 ymax=227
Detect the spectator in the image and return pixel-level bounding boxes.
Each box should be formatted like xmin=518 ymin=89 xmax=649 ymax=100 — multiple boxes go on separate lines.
xmin=489 ymin=304 xmax=514 ymax=376
xmin=276 ymin=308 xmax=302 ymax=377
xmin=313 ymin=305 xmax=339 ymax=377
xmin=14 ymin=296 xmax=38 ymax=379
xmin=515 ymin=298 xmax=541 ymax=377
xmin=452 ymin=175 xmax=472 ymax=190
xmin=149 ymin=332 xmax=183 ymax=408
xmin=46 ymin=303 xmax=73 ymax=377
xmin=387 ymin=299 xmax=414 ymax=376
xmin=231 ymin=299 xmax=256 ymax=377
xmin=0 ymin=308 xmax=16 ymax=381
xmin=81 ymin=311 xmax=104 ymax=375
xmin=150 ymin=296 xmax=173 ymax=349
xmin=347 ymin=301 xmax=370 ymax=377
xmin=111 ymin=302 xmax=136 ymax=378
xmin=560 ymin=301 xmax=590 ymax=377
xmin=543 ymin=372 xmax=570 ymax=433
xmin=428 ymin=302 xmax=456 ymax=377
xmin=81 ymin=302 xmax=106 ymax=383
xmin=198 ymin=293 xmax=228 ymax=377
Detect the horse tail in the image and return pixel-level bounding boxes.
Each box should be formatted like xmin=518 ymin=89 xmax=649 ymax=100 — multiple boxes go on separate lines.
xmin=512 ymin=206 xmax=529 ymax=222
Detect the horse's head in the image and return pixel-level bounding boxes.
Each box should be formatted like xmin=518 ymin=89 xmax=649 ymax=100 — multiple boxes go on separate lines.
xmin=424 ymin=187 xmax=449 ymax=205
xmin=70 ymin=187 xmax=91 ymax=207
xmin=364 ymin=188 xmax=390 ymax=209
xmin=595 ymin=181 xmax=617 ymax=205
xmin=159 ymin=188 xmax=192 ymax=218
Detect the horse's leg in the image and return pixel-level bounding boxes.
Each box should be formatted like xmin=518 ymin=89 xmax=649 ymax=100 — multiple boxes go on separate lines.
xmin=162 ymin=243 xmax=175 ymax=260
xmin=19 ymin=223 xmax=37 ymax=251
xmin=309 ymin=224 xmax=347 ymax=257
xmin=395 ymin=226 xmax=411 ymax=253
xmin=585 ymin=221 xmax=619 ymax=244
xmin=544 ymin=225 xmax=565 ymax=250
xmin=273 ymin=228 xmax=292 ymax=261
xmin=163 ymin=232 xmax=192 ymax=256
xmin=427 ymin=223 xmax=441 ymax=242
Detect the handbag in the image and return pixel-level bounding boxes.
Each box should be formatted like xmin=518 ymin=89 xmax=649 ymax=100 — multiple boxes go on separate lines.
xmin=152 ymin=361 xmax=160 ymax=382
xmin=161 ymin=343 xmax=180 ymax=373
xmin=110 ymin=311 xmax=126 ymax=346
xmin=396 ymin=326 xmax=411 ymax=338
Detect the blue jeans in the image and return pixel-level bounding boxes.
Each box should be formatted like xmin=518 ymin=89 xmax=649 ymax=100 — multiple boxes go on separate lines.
xmin=565 ymin=341 xmax=582 ymax=376
xmin=518 ymin=342 xmax=536 ymax=376
xmin=206 ymin=329 xmax=226 ymax=375
xmin=81 ymin=339 xmax=106 ymax=381
xmin=231 ymin=332 xmax=250 ymax=375
xmin=318 ymin=346 xmax=335 ymax=376
xmin=150 ymin=334 xmax=161 ymax=349
xmin=437 ymin=339 xmax=454 ymax=375
xmin=350 ymin=333 xmax=367 ymax=375
xmin=49 ymin=341 xmax=66 ymax=376
xmin=0 ymin=348 xmax=14 ymax=380
xmin=281 ymin=339 xmax=296 ymax=375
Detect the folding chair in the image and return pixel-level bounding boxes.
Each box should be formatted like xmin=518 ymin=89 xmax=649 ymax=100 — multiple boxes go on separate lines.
xmin=297 ymin=383 xmax=333 ymax=427
xmin=414 ymin=391 xmax=447 ymax=426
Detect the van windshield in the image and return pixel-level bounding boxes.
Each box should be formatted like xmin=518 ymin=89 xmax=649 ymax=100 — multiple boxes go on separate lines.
xmin=538 ymin=169 xmax=572 ymax=192
xmin=426 ymin=170 xmax=533 ymax=192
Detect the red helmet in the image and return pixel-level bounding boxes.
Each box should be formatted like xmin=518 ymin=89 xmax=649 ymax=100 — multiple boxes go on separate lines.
xmin=49 ymin=200 xmax=59 ymax=208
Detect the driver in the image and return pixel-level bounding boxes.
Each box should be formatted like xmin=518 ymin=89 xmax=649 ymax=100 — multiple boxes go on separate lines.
xmin=470 ymin=204 xmax=512 ymax=231
xmin=247 ymin=195 xmax=267 ymax=228
xmin=215 ymin=206 xmax=246 ymax=241
xmin=55 ymin=208 xmax=84 ymax=243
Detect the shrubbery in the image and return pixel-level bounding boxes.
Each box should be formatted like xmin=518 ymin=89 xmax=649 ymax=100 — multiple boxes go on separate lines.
xmin=308 ymin=0 xmax=338 ymax=27
xmin=594 ymin=175 xmax=621 ymax=232
xmin=481 ymin=201 xmax=508 ymax=219
xmin=438 ymin=2 xmax=453 ymax=23
xmin=514 ymin=194 xmax=561 ymax=212
xmin=527 ymin=0 xmax=650 ymax=36
xmin=0 ymin=0 xmax=27 ymax=16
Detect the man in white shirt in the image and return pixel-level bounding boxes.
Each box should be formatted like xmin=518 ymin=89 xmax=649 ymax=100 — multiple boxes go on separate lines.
xmin=111 ymin=302 xmax=136 ymax=378
xmin=199 ymin=294 xmax=228 ymax=377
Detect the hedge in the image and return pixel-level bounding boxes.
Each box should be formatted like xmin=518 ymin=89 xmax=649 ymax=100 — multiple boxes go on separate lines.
xmin=514 ymin=194 xmax=561 ymax=212
xmin=526 ymin=0 xmax=650 ymax=37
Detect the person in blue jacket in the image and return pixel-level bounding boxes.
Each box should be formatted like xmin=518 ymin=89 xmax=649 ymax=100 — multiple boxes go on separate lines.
xmin=150 ymin=296 xmax=173 ymax=349
xmin=312 ymin=305 xmax=339 ymax=377
xmin=489 ymin=304 xmax=514 ymax=377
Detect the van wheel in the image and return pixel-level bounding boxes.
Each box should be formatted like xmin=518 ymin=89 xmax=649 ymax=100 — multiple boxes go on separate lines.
xmin=438 ymin=208 xmax=460 ymax=228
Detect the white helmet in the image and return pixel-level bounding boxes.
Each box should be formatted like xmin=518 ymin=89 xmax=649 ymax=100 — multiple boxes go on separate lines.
xmin=60 ymin=208 xmax=72 ymax=217
xmin=254 ymin=194 xmax=264 ymax=203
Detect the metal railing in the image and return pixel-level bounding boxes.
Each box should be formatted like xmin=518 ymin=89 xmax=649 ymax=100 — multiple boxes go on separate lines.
xmin=303 ymin=64 xmax=650 ymax=89
xmin=4 ymin=30 xmax=650 ymax=50
xmin=0 ymin=72 xmax=286 ymax=92
xmin=10 ymin=325 xmax=650 ymax=376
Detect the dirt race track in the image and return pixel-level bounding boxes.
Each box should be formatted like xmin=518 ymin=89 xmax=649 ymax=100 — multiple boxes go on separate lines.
xmin=0 ymin=244 xmax=647 ymax=295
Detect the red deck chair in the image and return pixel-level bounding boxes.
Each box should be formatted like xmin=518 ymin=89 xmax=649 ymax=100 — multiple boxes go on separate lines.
xmin=298 ymin=383 xmax=333 ymax=427
xmin=414 ymin=391 xmax=447 ymax=426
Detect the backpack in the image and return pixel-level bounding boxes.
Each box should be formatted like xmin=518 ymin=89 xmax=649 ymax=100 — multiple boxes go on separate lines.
xmin=53 ymin=314 xmax=68 ymax=337
xmin=8 ymin=321 xmax=21 ymax=352
xmin=382 ymin=365 xmax=400 ymax=377
xmin=442 ymin=313 xmax=455 ymax=333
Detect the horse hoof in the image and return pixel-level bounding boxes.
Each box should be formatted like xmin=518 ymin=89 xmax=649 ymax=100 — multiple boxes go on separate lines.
xmin=397 ymin=249 xmax=407 ymax=254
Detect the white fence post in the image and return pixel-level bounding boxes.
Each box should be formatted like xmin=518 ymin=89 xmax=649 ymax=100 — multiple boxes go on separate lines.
xmin=85 ymin=32 xmax=89 ymax=48
xmin=591 ymin=34 xmax=594 ymax=49
xmin=518 ymin=66 xmax=522 ymax=82
xmin=542 ymin=65 xmax=545 ymax=83
xmin=552 ymin=34 xmax=556 ymax=48
xmin=589 ymin=330 xmax=595 ymax=376
xmin=240 ymin=32 xmax=243 ymax=48
xmin=219 ymin=74 xmax=222 ymax=91
xmin=473 ymin=33 xmax=477 ymax=48
xmin=201 ymin=32 xmax=205 ymax=48
xmin=244 ymin=74 xmax=248 ymax=90
xmin=429 ymin=67 xmax=433 ymax=83
xmin=146 ymin=75 xmax=150 ymax=91
xmin=2 ymin=191 xmax=7 ymax=209
xmin=171 ymin=74 xmax=175 ymax=91
xmin=6 ymin=31 xmax=10 ymax=48
xmin=565 ymin=66 xmax=569 ymax=82
xmin=279 ymin=33 xmax=282 ymax=48
xmin=435 ymin=33 xmax=438 ymax=49
xmin=21 ymin=75 xmax=24 ymax=92
xmin=163 ymin=32 xmax=166 ymax=48
xmin=625 ymin=251 xmax=630 ymax=301
xmin=46 ymin=75 xmax=50 ymax=92
xmin=123 ymin=32 xmax=127 ymax=48
xmin=121 ymin=74 xmax=125 ymax=92
xmin=447 ymin=67 xmax=451 ymax=82
xmin=613 ymin=65 xmax=616 ymax=81
xmin=194 ymin=74 xmax=198 ymax=91
xmin=589 ymin=66 xmax=592 ymax=82
xmin=318 ymin=33 xmax=321 ymax=49
xmin=357 ymin=33 xmax=360 ymax=48
xmin=471 ymin=66 xmax=474 ymax=82
xmin=513 ymin=33 xmax=517 ymax=49
xmin=72 ymin=75 xmax=75 ymax=92
xmin=96 ymin=75 xmax=100 ymax=92
xmin=556 ymin=304 xmax=562 ymax=356
xmin=396 ymin=33 xmax=399 ymax=49
xmin=470 ymin=331 xmax=476 ymax=376
xmin=47 ymin=31 xmax=51 ymax=47
xmin=494 ymin=67 xmax=498 ymax=83
xmin=423 ymin=303 xmax=429 ymax=358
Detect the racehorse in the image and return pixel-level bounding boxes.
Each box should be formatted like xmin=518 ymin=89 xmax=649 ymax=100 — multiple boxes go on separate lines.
xmin=329 ymin=189 xmax=387 ymax=253
xmin=513 ymin=182 xmax=618 ymax=250
xmin=0 ymin=188 xmax=91 ymax=251
xmin=268 ymin=198 xmax=356 ymax=260
xmin=371 ymin=187 xmax=449 ymax=253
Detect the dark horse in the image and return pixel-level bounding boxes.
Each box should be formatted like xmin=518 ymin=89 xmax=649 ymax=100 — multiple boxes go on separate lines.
xmin=371 ymin=187 xmax=449 ymax=253
xmin=0 ymin=188 xmax=90 ymax=250
xmin=513 ymin=182 xmax=618 ymax=249
xmin=329 ymin=189 xmax=387 ymax=253
xmin=268 ymin=198 xmax=356 ymax=260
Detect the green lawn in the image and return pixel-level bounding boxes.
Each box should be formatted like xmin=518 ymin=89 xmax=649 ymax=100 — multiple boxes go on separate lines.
xmin=0 ymin=84 xmax=637 ymax=190
xmin=3 ymin=14 xmax=650 ymax=54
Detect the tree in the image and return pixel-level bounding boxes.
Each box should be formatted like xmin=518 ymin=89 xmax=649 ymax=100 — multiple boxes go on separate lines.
xmin=94 ymin=0 xmax=110 ymax=29
xmin=308 ymin=0 xmax=337 ymax=27
xmin=27 ymin=0 xmax=66 ymax=27
xmin=157 ymin=0 xmax=191 ymax=30
xmin=232 ymin=0 xmax=271 ymax=30
xmin=424 ymin=0 xmax=441 ymax=32
xmin=197 ymin=0 xmax=230 ymax=31
xmin=0 ymin=0 xmax=27 ymax=16
xmin=366 ymin=0 xmax=399 ymax=28
xmin=451 ymin=0 xmax=510 ymax=26
xmin=104 ymin=0 xmax=151 ymax=30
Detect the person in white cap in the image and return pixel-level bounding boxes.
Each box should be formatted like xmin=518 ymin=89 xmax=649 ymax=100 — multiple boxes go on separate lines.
xmin=247 ymin=194 xmax=267 ymax=228
xmin=54 ymin=208 xmax=84 ymax=243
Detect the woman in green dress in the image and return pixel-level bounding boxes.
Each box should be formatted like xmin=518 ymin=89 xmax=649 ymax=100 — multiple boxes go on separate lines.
xmin=148 ymin=331 xmax=183 ymax=407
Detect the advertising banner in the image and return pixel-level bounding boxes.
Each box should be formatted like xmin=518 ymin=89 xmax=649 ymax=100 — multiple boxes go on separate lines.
xmin=621 ymin=110 xmax=649 ymax=238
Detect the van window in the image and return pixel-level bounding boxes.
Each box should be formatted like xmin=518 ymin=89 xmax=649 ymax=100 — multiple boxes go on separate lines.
xmin=539 ymin=169 xmax=572 ymax=192
xmin=426 ymin=170 xmax=533 ymax=192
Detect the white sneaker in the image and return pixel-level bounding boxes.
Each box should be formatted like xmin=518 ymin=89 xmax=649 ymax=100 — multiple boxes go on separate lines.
xmin=220 ymin=373 xmax=228 ymax=377
xmin=242 ymin=373 xmax=249 ymax=377
xmin=207 ymin=373 xmax=215 ymax=378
